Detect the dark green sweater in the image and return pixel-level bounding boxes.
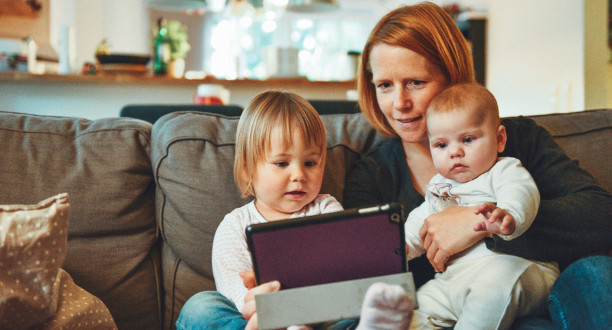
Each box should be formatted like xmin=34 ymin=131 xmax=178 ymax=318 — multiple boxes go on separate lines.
xmin=344 ymin=116 xmax=612 ymax=288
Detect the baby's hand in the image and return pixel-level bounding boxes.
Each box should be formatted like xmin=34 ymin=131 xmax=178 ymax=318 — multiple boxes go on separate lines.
xmin=473 ymin=203 xmax=515 ymax=235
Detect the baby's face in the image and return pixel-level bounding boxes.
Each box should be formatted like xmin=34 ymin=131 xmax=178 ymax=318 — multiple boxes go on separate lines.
xmin=251 ymin=128 xmax=325 ymax=221
xmin=427 ymin=109 xmax=505 ymax=183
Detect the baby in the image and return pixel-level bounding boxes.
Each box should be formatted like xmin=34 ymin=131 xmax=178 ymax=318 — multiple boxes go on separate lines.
xmin=405 ymin=83 xmax=560 ymax=329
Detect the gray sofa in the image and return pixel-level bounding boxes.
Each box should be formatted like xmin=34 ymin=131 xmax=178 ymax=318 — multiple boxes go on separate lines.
xmin=0 ymin=108 xmax=610 ymax=329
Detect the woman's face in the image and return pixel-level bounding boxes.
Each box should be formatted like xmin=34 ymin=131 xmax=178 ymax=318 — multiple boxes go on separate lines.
xmin=369 ymin=44 xmax=449 ymax=144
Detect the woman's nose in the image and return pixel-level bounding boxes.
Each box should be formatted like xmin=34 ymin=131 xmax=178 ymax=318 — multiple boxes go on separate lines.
xmin=393 ymin=89 xmax=411 ymax=111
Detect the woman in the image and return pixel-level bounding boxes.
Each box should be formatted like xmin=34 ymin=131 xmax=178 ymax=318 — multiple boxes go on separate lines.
xmin=344 ymin=1 xmax=612 ymax=328
xmin=179 ymin=2 xmax=611 ymax=329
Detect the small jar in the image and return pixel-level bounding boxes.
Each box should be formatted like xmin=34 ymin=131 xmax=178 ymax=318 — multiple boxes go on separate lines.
xmin=193 ymin=84 xmax=230 ymax=105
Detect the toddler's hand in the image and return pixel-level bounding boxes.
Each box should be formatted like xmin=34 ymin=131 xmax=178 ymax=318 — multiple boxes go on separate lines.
xmin=473 ymin=203 xmax=515 ymax=235
xmin=240 ymin=273 xmax=280 ymax=329
xmin=240 ymin=270 xmax=256 ymax=289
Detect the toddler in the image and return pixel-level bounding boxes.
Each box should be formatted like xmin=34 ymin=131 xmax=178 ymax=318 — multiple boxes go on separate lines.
xmin=405 ymin=83 xmax=560 ymax=329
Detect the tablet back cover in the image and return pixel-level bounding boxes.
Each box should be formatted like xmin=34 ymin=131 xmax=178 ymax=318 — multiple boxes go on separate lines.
xmin=246 ymin=203 xmax=406 ymax=289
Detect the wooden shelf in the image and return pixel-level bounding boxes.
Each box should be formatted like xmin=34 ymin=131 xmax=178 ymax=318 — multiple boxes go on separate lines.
xmin=0 ymin=71 xmax=357 ymax=89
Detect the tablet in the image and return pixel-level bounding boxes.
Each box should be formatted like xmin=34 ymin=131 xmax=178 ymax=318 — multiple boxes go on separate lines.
xmin=246 ymin=203 xmax=406 ymax=290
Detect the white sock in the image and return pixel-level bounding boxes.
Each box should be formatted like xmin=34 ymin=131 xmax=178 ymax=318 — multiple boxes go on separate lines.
xmin=356 ymin=282 xmax=413 ymax=330
xmin=287 ymin=325 xmax=313 ymax=330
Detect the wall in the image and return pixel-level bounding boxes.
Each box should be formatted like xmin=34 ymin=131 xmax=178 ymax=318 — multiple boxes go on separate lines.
xmin=487 ymin=0 xmax=610 ymax=116
xmin=609 ymin=62 xmax=612 ymax=105
xmin=584 ymin=0 xmax=610 ymax=110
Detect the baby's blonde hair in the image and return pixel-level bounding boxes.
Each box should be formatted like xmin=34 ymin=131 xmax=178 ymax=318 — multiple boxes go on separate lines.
xmin=427 ymin=83 xmax=500 ymax=127
xmin=234 ymin=91 xmax=327 ymax=198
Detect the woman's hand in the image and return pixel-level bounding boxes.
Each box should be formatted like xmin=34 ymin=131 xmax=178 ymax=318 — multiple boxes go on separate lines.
xmin=419 ymin=206 xmax=489 ymax=272
xmin=239 ymin=271 xmax=280 ymax=330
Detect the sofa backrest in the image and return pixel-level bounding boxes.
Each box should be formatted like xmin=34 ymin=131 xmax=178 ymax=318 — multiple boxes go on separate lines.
xmin=527 ymin=109 xmax=611 ymax=192
xmin=151 ymin=111 xmax=385 ymax=328
xmin=0 ymin=111 xmax=161 ymax=329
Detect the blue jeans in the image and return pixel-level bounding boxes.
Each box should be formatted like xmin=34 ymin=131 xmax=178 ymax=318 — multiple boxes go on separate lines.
xmin=547 ymin=255 xmax=612 ymax=329
xmin=176 ymin=291 xmax=247 ymax=330
xmin=176 ymin=291 xmax=359 ymax=329
xmin=513 ymin=255 xmax=612 ymax=329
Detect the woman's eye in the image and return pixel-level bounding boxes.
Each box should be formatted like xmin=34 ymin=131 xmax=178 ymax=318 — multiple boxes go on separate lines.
xmin=405 ymin=80 xmax=426 ymax=90
xmin=376 ymin=82 xmax=392 ymax=91
xmin=408 ymin=80 xmax=426 ymax=89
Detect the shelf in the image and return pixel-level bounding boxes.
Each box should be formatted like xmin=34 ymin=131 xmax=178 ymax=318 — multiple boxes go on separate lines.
xmin=0 ymin=72 xmax=357 ymax=89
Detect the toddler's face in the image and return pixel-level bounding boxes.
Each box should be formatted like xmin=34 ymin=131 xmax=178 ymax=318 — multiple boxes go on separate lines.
xmin=427 ymin=109 xmax=505 ymax=183
xmin=252 ymin=128 xmax=325 ymax=221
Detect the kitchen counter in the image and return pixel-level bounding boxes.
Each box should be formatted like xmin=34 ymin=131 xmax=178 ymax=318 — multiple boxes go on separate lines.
xmin=0 ymin=72 xmax=357 ymax=119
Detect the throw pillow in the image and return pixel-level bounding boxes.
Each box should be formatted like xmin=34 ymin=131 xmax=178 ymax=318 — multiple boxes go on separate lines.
xmin=0 ymin=193 xmax=116 ymax=328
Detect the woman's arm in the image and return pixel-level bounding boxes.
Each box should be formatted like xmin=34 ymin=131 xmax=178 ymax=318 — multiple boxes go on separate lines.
xmin=343 ymin=139 xmax=418 ymax=211
xmin=343 ymin=156 xmax=389 ymax=209
xmin=493 ymin=117 xmax=612 ymax=267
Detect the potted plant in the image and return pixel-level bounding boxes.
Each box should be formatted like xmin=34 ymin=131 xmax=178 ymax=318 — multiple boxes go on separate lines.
xmin=152 ymin=19 xmax=191 ymax=78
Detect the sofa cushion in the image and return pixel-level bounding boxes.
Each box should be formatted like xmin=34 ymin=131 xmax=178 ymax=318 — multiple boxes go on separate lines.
xmin=151 ymin=111 xmax=385 ymax=327
xmin=0 ymin=193 xmax=116 ymax=329
xmin=0 ymin=111 xmax=160 ymax=329
xmin=528 ymin=109 xmax=612 ymax=192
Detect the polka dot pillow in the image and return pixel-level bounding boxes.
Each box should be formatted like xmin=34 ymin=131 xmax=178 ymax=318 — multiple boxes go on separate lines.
xmin=0 ymin=193 xmax=116 ymax=329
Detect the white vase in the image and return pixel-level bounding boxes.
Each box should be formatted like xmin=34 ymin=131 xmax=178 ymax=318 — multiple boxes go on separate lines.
xmin=168 ymin=58 xmax=185 ymax=78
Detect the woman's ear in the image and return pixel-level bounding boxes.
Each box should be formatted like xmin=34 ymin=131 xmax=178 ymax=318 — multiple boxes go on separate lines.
xmin=497 ymin=125 xmax=507 ymax=153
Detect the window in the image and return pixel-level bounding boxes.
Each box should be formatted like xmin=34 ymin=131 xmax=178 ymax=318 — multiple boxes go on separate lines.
xmin=202 ymin=5 xmax=373 ymax=80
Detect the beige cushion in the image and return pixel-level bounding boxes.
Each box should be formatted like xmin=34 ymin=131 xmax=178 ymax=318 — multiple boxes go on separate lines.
xmin=0 ymin=193 xmax=116 ymax=329
xmin=39 ymin=268 xmax=116 ymax=329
